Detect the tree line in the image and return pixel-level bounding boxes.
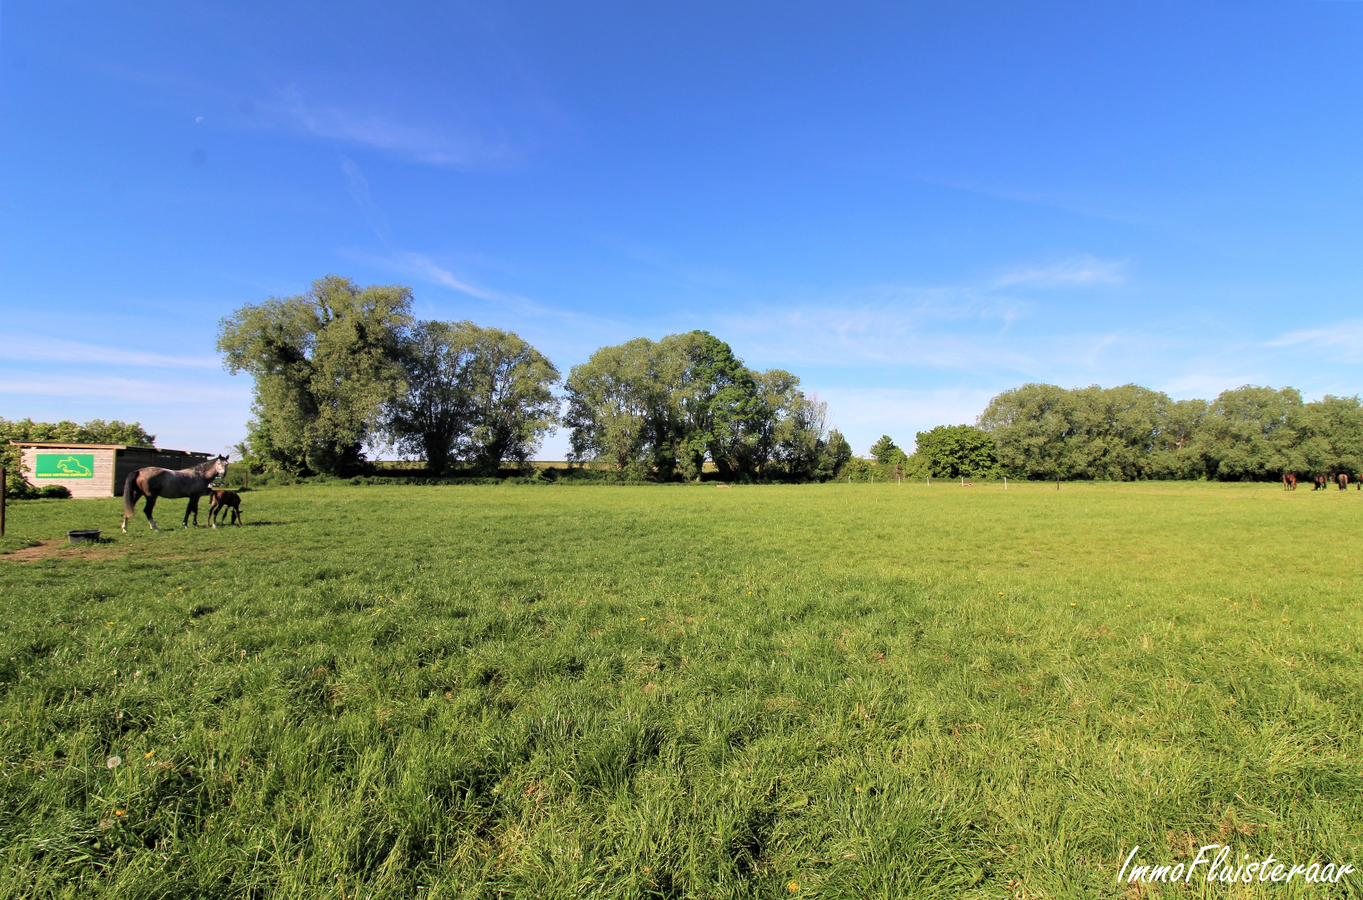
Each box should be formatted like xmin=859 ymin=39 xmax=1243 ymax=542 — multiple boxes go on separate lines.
xmin=216 ymin=276 xmax=848 ymax=480
xmin=868 ymin=382 xmax=1363 ymax=482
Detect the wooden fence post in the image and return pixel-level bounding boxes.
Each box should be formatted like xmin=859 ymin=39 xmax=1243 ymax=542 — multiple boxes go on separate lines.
xmin=1 ymin=466 xmax=6 ymax=537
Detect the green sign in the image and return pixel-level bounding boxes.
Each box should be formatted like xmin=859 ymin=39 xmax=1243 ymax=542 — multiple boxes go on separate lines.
xmin=35 ymin=453 xmax=95 ymax=479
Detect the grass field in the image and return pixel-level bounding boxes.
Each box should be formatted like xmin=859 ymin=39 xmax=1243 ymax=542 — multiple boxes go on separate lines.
xmin=2 ymin=481 xmax=1360 ymax=899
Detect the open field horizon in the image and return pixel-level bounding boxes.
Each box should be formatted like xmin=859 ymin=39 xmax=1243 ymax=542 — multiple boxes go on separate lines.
xmin=2 ymin=482 xmax=1360 ymax=898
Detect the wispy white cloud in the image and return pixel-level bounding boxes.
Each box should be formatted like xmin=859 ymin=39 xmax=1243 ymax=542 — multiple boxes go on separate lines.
xmin=0 ymin=337 xmax=221 ymax=370
xmin=1268 ymin=321 xmax=1363 ymax=363
xmin=391 ymin=251 xmax=499 ymax=300
xmin=0 ymin=373 xmax=248 ymax=404
xmin=275 ymin=86 xmax=511 ymax=167
xmin=717 ymin=297 xmax=1035 ymax=372
xmin=334 ymin=154 xmax=504 ymax=302
xmin=340 ymin=156 xmax=390 ymax=240
xmin=921 ymin=173 xmax=1153 ymax=228
xmin=994 ymin=255 xmax=1127 ymax=288
xmin=343 ymin=247 xmax=500 ymax=301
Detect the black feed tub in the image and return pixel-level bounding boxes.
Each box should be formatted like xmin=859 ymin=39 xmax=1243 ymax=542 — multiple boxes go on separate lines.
xmin=68 ymin=529 xmax=102 ymax=545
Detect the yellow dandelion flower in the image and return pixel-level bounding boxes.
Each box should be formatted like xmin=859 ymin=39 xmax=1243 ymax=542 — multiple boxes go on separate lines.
xmin=143 ymin=750 xmax=154 ymax=759
xmin=114 ymin=809 xmax=125 ymax=816
xmin=787 ymin=881 xmax=799 ymax=893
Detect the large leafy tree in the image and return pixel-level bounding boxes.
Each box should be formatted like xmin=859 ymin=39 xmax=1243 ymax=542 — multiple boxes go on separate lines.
xmin=776 ymin=390 xmax=829 ymax=480
xmin=384 ymin=320 xmax=478 ymax=476
xmin=1287 ymin=394 xmax=1363 ymax=476
xmin=217 ymin=275 xmax=412 ymax=475
xmin=815 ymin=428 xmax=852 ymax=481
xmin=1193 ymin=385 xmax=1302 ymax=480
xmin=977 ymin=383 xmax=1076 ymax=479
xmin=979 ymin=383 xmax=1211 ymax=480
xmin=912 ymin=424 xmax=1000 ymax=478
xmin=564 ymin=337 xmax=664 ymax=474
xmin=565 ymin=331 xmax=827 ymax=480
xmin=869 ymin=435 xmax=899 ymax=465
xmin=750 ymin=369 xmax=817 ymax=479
xmin=385 ymin=321 xmax=559 ymax=475
xmin=463 ymin=326 xmax=560 ymax=472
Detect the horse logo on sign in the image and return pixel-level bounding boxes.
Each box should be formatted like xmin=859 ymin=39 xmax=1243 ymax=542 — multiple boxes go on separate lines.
xmin=36 ymin=454 xmax=95 ymax=478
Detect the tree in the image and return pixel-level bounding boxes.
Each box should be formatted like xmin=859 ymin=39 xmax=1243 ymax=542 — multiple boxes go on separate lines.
xmin=869 ymin=435 xmax=899 ymax=465
xmin=1193 ymin=385 xmax=1302 ymax=480
xmin=565 ymin=331 xmax=832 ymax=481
xmin=979 ymin=383 xmax=1210 ymax=480
xmin=384 ymin=321 xmax=560 ymax=475
xmin=385 ymin=320 xmax=478 ymax=476
xmin=1146 ymin=398 xmax=1208 ymax=479
xmin=217 ymin=275 xmax=412 ymax=475
xmin=775 ymin=390 xmax=829 ymax=480
xmin=978 ymin=383 xmax=1074 ymax=479
xmin=564 ymin=337 xmax=663 ymax=474
xmin=816 ymin=429 xmax=853 ymax=480
xmin=913 ymin=424 xmax=1000 ymax=478
xmin=463 ymin=326 xmax=560 ymax=472
xmin=1287 ymin=395 xmax=1363 ymax=476
xmin=692 ymin=336 xmax=762 ymax=479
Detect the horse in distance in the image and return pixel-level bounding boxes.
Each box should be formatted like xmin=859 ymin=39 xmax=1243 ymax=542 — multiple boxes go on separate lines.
xmin=208 ymin=489 xmax=243 ymax=527
xmin=1282 ymin=472 xmax=1296 ymax=491
xmin=122 ymin=455 xmax=229 ymax=532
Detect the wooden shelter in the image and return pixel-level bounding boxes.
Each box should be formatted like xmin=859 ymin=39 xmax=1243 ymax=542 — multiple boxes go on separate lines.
xmin=12 ymin=442 xmax=213 ymax=500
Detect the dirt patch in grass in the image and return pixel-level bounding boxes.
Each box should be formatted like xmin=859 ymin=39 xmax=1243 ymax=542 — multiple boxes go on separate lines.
xmin=1 ymin=540 xmax=235 ymax=563
xmin=1 ymin=539 xmax=125 ymax=563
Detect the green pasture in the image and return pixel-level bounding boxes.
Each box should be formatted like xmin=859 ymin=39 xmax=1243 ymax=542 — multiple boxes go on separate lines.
xmin=1 ymin=482 xmax=1360 ymax=899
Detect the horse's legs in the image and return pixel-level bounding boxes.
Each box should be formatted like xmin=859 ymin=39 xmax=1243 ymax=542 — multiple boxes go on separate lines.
xmin=123 ymin=482 xmax=139 ymax=533
xmin=185 ymin=495 xmax=202 ymax=529
xmin=145 ymin=495 xmax=159 ymax=531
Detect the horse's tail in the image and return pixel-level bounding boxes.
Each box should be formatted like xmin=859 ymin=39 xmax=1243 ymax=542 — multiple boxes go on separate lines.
xmin=122 ymin=471 xmax=141 ymax=518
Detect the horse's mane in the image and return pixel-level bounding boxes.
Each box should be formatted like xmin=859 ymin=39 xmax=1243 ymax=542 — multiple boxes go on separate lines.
xmin=192 ymin=456 xmax=225 ymax=476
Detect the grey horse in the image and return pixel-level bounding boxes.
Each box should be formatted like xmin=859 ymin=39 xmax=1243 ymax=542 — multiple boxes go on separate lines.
xmin=121 ymin=455 xmax=229 ymax=532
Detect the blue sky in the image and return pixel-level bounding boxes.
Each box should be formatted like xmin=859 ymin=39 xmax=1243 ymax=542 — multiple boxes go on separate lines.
xmin=3 ymin=2 xmax=1363 ymax=459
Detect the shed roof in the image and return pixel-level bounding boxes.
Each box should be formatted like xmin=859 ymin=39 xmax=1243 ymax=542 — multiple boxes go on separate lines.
xmin=9 ymin=441 xmax=206 ymax=455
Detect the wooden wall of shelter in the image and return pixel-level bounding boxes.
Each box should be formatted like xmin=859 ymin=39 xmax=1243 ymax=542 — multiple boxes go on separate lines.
xmin=14 ymin=443 xmax=212 ymax=499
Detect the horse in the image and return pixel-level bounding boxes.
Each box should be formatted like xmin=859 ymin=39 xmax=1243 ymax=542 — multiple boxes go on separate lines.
xmin=1339 ymin=473 xmax=1351 ymax=491
xmin=1314 ymin=474 xmax=1328 ymax=491
xmin=207 ymin=489 xmax=243 ymax=527
xmin=122 ymin=455 xmax=229 ymax=532
xmin=1282 ymin=473 xmax=1297 ymax=491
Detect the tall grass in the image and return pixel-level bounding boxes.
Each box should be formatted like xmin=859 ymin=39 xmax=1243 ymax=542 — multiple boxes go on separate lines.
xmin=1 ymin=481 xmax=1359 ymax=898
